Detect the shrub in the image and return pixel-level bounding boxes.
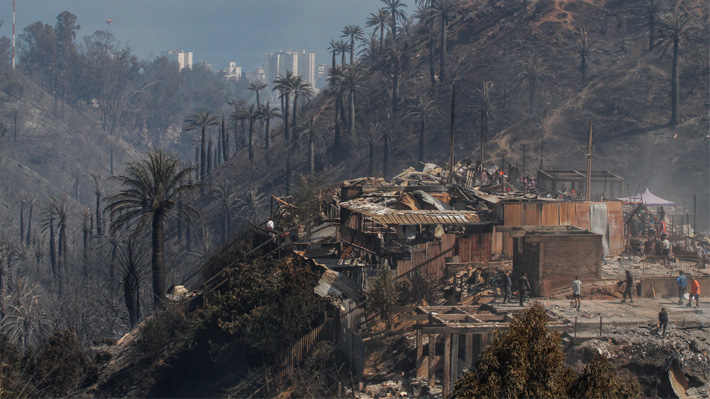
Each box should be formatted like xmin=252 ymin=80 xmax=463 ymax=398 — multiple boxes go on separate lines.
xmin=139 ymin=303 xmax=192 ymax=357
xmin=34 ymin=330 xmax=93 ymax=398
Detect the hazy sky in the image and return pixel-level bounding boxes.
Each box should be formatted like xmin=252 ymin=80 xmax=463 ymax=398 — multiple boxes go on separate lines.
xmin=0 ymin=0 xmax=389 ymax=71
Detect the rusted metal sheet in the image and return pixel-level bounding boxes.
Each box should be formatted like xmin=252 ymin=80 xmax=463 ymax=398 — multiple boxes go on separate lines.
xmin=559 ymin=202 xmax=577 ymax=226
xmin=574 ymin=202 xmax=591 ymax=230
xmin=491 ymin=231 xmax=503 ymax=255
xmin=524 ymin=203 xmax=542 ymax=225
xmin=606 ymin=201 xmax=624 ymax=256
xmin=541 ymin=203 xmax=560 ymax=226
xmin=457 ymin=234 xmax=492 ymax=263
xmin=503 ymin=203 xmax=523 ymax=227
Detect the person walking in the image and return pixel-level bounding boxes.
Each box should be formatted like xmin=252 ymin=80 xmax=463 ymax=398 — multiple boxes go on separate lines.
xmin=572 ymin=276 xmax=582 ymax=310
xmin=621 ymin=270 xmax=634 ymax=303
xmin=658 ymin=307 xmax=669 ymax=338
xmin=503 ymin=272 xmax=512 ymax=304
xmin=677 ymin=271 xmax=688 ymax=305
xmin=688 ymin=277 xmax=700 ymax=307
xmin=518 ymin=273 xmax=530 ymax=307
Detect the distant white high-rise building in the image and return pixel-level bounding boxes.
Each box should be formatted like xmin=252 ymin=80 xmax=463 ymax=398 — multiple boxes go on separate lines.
xmin=298 ymin=50 xmax=317 ymax=89
xmin=162 ymin=49 xmax=193 ymax=70
xmin=224 ymin=62 xmax=242 ymax=80
xmin=264 ymin=50 xmax=317 ymax=101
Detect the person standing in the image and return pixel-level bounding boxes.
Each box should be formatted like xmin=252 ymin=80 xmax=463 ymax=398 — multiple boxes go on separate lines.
xmin=688 ymin=277 xmax=700 ymax=307
xmin=621 ymin=270 xmax=634 ymax=303
xmin=503 ymin=272 xmax=512 ymax=304
xmin=658 ymin=307 xmax=668 ymax=338
xmin=662 ymin=235 xmax=671 ymax=266
xmin=677 ymin=271 xmax=688 ymax=305
xmin=518 ymin=273 xmax=530 ymax=307
xmin=572 ymin=276 xmax=582 ymax=310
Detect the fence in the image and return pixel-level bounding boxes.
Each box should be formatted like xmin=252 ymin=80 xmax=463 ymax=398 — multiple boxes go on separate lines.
xmin=278 ymin=316 xmax=338 ymax=374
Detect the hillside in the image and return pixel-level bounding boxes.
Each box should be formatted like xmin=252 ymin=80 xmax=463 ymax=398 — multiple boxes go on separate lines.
xmin=0 ymin=73 xmax=142 ymax=235
xmin=211 ymin=0 xmax=709 ymax=231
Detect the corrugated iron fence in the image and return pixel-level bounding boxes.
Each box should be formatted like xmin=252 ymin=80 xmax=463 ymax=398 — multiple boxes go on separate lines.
xmin=395 ymin=233 xmax=493 ymax=279
xmin=495 ymin=201 xmax=624 ymax=257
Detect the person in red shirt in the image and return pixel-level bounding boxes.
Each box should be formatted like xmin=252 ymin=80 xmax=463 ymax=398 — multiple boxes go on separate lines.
xmin=687 ymin=277 xmax=700 ymax=307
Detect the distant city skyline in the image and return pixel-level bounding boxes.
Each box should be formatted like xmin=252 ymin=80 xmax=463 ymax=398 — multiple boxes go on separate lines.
xmin=0 ymin=0 xmax=386 ymax=73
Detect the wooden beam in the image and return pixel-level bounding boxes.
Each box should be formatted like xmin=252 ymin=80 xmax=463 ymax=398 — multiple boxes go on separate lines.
xmin=465 ymin=334 xmax=474 ymax=368
xmin=415 ymin=323 xmax=571 ymax=335
xmin=451 ymin=334 xmax=460 ymax=385
xmin=428 ymin=334 xmax=436 ymax=387
xmin=443 ymin=334 xmax=451 ymax=398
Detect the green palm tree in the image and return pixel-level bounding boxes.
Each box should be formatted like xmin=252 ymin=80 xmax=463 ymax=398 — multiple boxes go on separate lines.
xmin=433 ymin=0 xmax=459 ymax=82
xmin=184 ymin=112 xmax=219 ymax=182
xmin=247 ymin=80 xmax=268 ymax=107
xmin=257 ymin=101 xmax=282 ymax=151
xmin=473 ymin=81 xmax=498 ymax=164
xmin=656 ymin=11 xmax=698 ymax=125
xmin=518 ymin=51 xmax=549 ymax=113
xmin=381 ymin=0 xmax=408 ymax=43
xmin=406 ymin=95 xmax=441 ymax=163
xmin=273 ymin=71 xmax=294 ymax=141
xmin=341 ymin=25 xmax=365 ymax=65
xmin=367 ymin=9 xmax=390 ymax=53
xmin=106 ymin=150 xmax=199 ymax=306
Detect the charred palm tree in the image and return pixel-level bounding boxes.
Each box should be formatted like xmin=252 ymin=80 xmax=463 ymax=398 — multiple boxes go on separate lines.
xmin=115 ymin=235 xmax=148 ymax=328
xmin=257 ymin=101 xmax=282 ymax=152
xmin=473 ymin=81 xmax=499 ymax=164
xmin=184 ymin=112 xmax=219 ymax=182
xmin=518 ymin=51 xmax=549 ymax=113
xmin=656 ymin=11 xmax=698 ymax=125
xmin=433 ymin=0 xmax=459 ymax=82
xmin=106 ymin=150 xmax=199 ymax=306
xmin=91 ymin=173 xmax=103 ymax=236
xmin=273 ymin=71 xmax=294 ymax=141
xmin=406 ymin=95 xmax=441 ymax=163
xmin=247 ymin=80 xmax=268 ymax=107
xmin=367 ymin=9 xmax=390 ymax=54
xmin=341 ymin=25 xmax=365 ymax=65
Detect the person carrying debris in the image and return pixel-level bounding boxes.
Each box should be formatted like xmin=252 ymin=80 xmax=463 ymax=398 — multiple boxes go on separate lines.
xmin=503 ymin=272 xmax=512 ymax=304
xmin=572 ymin=276 xmax=582 ymax=310
xmin=688 ymin=277 xmax=700 ymax=307
xmin=621 ymin=270 xmax=634 ymax=304
xmin=677 ymin=271 xmax=688 ymax=305
xmin=518 ymin=273 xmax=530 ymax=307
xmin=658 ymin=307 xmax=668 ymax=338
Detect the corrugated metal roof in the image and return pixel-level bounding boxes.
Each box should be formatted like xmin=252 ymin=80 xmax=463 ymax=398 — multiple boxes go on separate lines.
xmin=313 ymin=269 xmax=366 ymax=302
xmin=341 ymin=197 xmax=493 ymax=225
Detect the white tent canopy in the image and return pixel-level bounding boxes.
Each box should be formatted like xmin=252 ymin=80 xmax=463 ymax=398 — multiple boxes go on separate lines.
xmin=616 ymin=188 xmax=676 ymax=206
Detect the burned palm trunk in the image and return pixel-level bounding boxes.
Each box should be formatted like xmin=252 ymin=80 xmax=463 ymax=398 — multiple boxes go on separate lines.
xmin=26 ymin=205 xmax=33 ymax=246
xmin=124 ymin=271 xmax=141 ymax=328
xmin=49 ymin=221 xmax=57 ymax=279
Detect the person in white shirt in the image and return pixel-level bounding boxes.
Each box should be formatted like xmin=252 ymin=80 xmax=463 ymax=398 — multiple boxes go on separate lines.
xmin=266 ymin=217 xmax=274 ymax=231
xmin=572 ymin=276 xmax=582 ymax=310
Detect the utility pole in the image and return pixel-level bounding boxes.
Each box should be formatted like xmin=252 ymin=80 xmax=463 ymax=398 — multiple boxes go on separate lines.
xmin=540 ymin=110 xmax=547 ymax=169
xmin=522 ymin=144 xmax=526 ymax=177
xmin=585 ymin=121 xmax=593 ymax=201
xmin=448 ymin=84 xmax=456 ymax=186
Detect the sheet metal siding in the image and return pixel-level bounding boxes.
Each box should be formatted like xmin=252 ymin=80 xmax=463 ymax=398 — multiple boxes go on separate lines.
xmin=502 ymin=201 xmax=624 ymax=257
xmin=394 ymin=234 xmax=457 ymax=280
xmin=458 ymin=234 xmax=492 ymax=263
xmin=607 ymin=201 xmax=624 ymax=256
